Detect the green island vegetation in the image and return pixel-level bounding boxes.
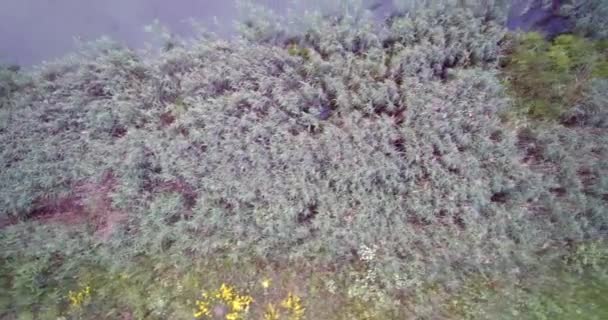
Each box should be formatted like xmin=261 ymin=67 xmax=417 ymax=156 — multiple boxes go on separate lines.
xmin=1 ymin=1 xmax=607 ymax=319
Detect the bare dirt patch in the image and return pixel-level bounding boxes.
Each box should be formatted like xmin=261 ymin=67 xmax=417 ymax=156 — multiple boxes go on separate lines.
xmin=2 ymin=171 xmax=128 ymax=241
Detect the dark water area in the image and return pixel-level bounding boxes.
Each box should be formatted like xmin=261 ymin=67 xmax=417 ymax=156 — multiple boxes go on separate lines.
xmin=507 ymin=0 xmax=571 ymax=38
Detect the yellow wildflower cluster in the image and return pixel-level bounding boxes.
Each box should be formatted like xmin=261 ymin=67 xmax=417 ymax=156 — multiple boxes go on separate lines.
xmin=68 ymin=285 xmax=91 ymax=308
xmin=281 ymin=293 xmax=305 ymax=320
xmin=194 ymin=283 xmax=253 ymax=320
xmin=263 ymin=303 xmax=280 ymax=320
xmin=194 ymin=298 xmax=211 ymax=318
xmin=263 ymin=293 xmax=305 ymax=320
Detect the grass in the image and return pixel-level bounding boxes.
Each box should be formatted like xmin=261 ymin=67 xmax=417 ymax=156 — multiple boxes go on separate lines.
xmin=2 ymin=240 xmax=607 ymax=319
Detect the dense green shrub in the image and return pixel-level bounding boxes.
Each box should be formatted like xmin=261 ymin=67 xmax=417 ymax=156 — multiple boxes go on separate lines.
xmin=0 ymin=64 xmax=29 ymax=110
xmin=563 ymin=78 xmax=608 ymax=128
xmin=0 ymin=39 xmax=151 ymax=218
xmin=503 ymin=32 xmax=608 ymax=121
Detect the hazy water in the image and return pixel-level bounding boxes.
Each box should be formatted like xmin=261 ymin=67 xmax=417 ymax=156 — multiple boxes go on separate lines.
xmin=0 ymin=0 xmax=394 ymax=66
xmin=0 ymin=0 xmax=570 ymax=66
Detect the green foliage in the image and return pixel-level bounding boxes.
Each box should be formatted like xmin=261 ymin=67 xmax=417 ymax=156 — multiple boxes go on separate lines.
xmin=456 ymin=267 xmax=608 ymax=319
xmin=0 ymin=64 xmax=29 ymax=110
xmin=504 ymin=32 xmax=608 ymax=121
xmin=287 ymin=44 xmax=311 ymax=61
xmin=564 ymin=78 xmax=608 ymax=128
xmin=564 ymin=241 xmax=608 ymax=274
xmin=447 ymin=242 xmax=608 ymax=319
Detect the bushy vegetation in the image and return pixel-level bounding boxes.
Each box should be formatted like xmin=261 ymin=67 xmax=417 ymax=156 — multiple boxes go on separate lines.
xmin=0 ymin=64 xmax=29 ymax=110
xmin=563 ymin=0 xmax=608 ymax=39
xmin=1 ymin=1 xmax=606 ymax=319
xmin=503 ymin=32 xmax=608 ymax=122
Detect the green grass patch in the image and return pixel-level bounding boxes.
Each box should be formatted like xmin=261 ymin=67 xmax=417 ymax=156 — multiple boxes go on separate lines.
xmin=503 ymin=32 xmax=608 ymax=121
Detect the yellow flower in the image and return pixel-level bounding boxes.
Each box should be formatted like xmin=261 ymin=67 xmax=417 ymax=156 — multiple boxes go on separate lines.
xmin=264 ymin=303 xmax=280 ymax=320
xmin=68 ymin=291 xmax=77 ymax=305
xmin=195 ymin=283 xmax=252 ymax=319
xmin=281 ymin=293 xmax=305 ymax=320
xmin=261 ymin=278 xmax=272 ymax=289
xmin=67 ymin=284 xmax=92 ymax=308
xmin=231 ymin=295 xmax=253 ymax=312
xmin=226 ymin=312 xmax=240 ymax=320
xmin=194 ymin=300 xmax=211 ymax=318
xmin=216 ymin=283 xmax=236 ymax=302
